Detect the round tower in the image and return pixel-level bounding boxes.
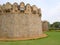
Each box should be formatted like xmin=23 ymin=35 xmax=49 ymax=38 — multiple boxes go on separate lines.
xmin=0 ymin=2 xmax=47 ymax=40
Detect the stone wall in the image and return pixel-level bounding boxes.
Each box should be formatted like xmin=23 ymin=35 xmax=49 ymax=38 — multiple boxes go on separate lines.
xmin=0 ymin=2 xmax=43 ymax=39
xmin=0 ymin=14 xmax=42 ymax=38
xmin=42 ymin=21 xmax=48 ymax=31
xmin=0 ymin=2 xmax=41 ymax=17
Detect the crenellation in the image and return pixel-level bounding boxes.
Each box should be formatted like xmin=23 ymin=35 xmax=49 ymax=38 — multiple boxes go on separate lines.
xmin=32 ymin=5 xmax=38 ymax=14
xmin=5 ymin=3 xmax=12 ymax=13
xmin=38 ymin=8 xmax=41 ymax=17
xmin=0 ymin=2 xmax=48 ymax=40
xmin=25 ymin=4 xmax=32 ymax=14
xmin=6 ymin=2 xmax=12 ymax=9
xmin=12 ymin=2 xmax=19 ymax=13
xmin=20 ymin=2 xmax=25 ymax=12
xmin=0 ymin=5 xmax=3 ymax=14
xmin=0 ymin=2 xmax=41 ymax=16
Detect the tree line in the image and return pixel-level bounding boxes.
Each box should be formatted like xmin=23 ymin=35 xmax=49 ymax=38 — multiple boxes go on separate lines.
xmin=49 ymin=22 xmax=60 ymax=30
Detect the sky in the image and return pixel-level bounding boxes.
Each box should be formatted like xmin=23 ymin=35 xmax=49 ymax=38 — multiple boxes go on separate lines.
xmin=0 ymin=0 xmax=60 ymax=24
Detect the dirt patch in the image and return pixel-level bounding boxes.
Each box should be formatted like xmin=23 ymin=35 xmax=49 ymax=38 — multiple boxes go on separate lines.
xmin=0 ymin=34 xmax=48 ymax=40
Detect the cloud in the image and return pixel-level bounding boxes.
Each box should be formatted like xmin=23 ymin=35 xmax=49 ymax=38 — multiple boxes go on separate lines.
xmin=42 ymin=2 xmax=60 ymax=24
xmin=0 ymin=0 xmax=60 ymax=24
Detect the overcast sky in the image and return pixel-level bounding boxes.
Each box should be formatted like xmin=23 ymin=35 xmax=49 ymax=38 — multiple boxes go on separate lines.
xmin=0 ymin=0 xmax=60 ymax=24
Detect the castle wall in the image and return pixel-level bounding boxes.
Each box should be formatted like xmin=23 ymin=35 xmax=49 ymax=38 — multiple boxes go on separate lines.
xmin=0 ymin=2 xmax=43 ymax=39
xmin=0 ymin=14 xmax=42 ymax=38
xmin=42 ymin=21 xmax=48 ymax=31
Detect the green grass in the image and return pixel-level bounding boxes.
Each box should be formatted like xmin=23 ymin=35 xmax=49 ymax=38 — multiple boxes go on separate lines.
xmin=0 ymin=31 xmax=60 ymax=45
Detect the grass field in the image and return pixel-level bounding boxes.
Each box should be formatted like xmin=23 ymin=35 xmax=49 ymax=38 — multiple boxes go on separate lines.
xmin=0 ymin=31 xmax=60 ymax=45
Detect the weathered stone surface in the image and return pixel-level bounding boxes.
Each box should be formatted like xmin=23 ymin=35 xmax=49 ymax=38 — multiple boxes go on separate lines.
xmin=0 ymin=14 xmax=42 ymax=38
xmin=42 ymin=21 xmax=49 ymax=31
xmin=0 ymin=2 xmax=48 ymax=39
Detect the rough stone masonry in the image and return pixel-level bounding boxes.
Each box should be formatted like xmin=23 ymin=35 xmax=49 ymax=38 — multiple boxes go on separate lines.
xmin=0 ymin=2 xmax=48 ymax=39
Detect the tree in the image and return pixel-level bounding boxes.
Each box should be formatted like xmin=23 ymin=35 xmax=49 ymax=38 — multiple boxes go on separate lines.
xmin=50 ymin=22 xmax=60 ymax=30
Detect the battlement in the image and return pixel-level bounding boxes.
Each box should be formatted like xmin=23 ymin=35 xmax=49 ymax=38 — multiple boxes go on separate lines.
xmin=0 ymin=2 xmax=48 ymax=40
xmin=0 ymin=2 xmax=41 ymax=16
